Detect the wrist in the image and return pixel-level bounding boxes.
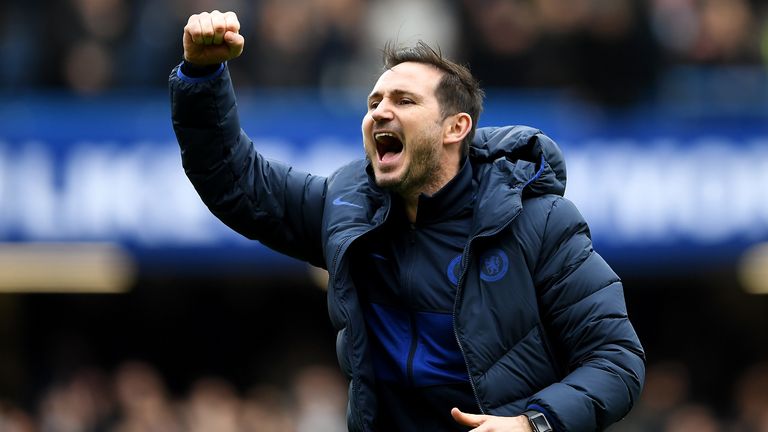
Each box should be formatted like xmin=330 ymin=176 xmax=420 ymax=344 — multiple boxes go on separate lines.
xmin=176 ymin=61 xmax=225 ymax=84
xmin=523 ymin=410 xmax=553 ymax=432
xmin=181 ymin=60 xmax=223 ymax=77
xmin=518 ymin=415 xmax=534 ymax=432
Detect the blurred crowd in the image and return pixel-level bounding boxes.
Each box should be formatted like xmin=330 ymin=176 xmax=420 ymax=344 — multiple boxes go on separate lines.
xmin=0 ymin=361 xmax=348 ymax=432
xmin=1 ymin=359 xmax=768 ymax=431
xmin=1 ymin=0 xmax=767 ymax=105
xmin=618 ymin=361 xmax=768 ymax=432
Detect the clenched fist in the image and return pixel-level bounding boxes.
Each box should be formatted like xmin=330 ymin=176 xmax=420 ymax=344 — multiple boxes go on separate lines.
xmin=183 ymin=10 xmax=244 ymax=66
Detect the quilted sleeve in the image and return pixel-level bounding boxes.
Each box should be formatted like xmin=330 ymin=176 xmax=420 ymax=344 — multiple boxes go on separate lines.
xmin=528 ymin=197 xmax=646 ymax=431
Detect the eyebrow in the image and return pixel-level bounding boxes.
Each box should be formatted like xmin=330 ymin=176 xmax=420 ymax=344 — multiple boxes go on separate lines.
xmin=367 ymin=89 xmax=421 ymax=104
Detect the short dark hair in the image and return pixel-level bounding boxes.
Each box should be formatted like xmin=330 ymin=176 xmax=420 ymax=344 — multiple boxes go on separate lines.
xmin=382 ymin=41 xmax=484 ymax=157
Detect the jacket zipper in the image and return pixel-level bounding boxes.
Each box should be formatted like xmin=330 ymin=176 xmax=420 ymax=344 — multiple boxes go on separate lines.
xmin=452 ymin=208 xmax=522 ymax=414
xmin=406 ymin=311 xmax=418 ymax=385
xmin=405 ymin=223 xmax=418 ymax=386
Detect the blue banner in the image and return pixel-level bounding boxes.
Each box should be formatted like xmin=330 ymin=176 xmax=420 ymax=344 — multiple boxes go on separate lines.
xmin=1 ymin=89 xmax=767 ymax=275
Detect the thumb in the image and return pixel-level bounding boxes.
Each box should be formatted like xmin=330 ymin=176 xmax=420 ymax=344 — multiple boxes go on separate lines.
xmin=224 ymin=31 xmax=244 ymax=58
xmin=224 ymin=31 xmax=244 ymax=46
xmin=451 ymin=407 xmax=486 ymax=427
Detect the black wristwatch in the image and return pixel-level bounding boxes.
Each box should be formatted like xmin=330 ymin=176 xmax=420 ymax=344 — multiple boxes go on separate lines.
xmin=523 ymin=410 xmax=553 ymax=432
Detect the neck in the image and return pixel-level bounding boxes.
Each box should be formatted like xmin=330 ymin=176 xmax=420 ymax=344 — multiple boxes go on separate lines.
xmin=401 ymin=153 xmax=462 ymax=223
xmin=403 ymin=195 xmax=419 ymax=223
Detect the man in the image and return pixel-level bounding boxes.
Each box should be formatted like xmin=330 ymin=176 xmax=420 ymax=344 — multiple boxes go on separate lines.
xmin=170 ymin=10 xmax=645 ymax=432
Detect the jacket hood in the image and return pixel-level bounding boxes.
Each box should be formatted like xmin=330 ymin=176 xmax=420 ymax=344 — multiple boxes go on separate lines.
xmin=471 ymin=126 xmax=567 ymax=198
xmin=467 ymin=126 xmax=567 ymax=236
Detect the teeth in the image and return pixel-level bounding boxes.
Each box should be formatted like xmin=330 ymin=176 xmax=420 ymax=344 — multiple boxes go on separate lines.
xmin=374 ymin=132 xmax=397 ymax=142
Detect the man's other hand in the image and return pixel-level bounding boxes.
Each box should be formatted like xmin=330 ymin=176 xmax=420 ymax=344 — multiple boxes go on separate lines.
xmin=183 ymin=10 xmax=244 ymax=66
xmin=451 ymin=407 xmax=533 ymax=432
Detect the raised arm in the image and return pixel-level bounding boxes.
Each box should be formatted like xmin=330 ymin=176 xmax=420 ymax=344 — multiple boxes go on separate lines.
xmin=170 ymin=11 xmax=326 ymax=267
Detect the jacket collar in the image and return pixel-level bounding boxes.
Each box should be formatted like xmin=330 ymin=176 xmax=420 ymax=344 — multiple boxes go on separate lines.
xmin=414 ymin=157 xmax=474 ymax=224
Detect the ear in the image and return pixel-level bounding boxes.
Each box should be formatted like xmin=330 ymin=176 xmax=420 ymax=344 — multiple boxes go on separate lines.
xmin=443 ymin=112 xmax=472 ymax=146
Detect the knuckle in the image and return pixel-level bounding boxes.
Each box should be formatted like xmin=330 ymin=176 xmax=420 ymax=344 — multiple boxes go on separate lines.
xmin=185 ymin=24 xmax=199 ymax=36
xmin=225 ymin=12 xmax=240 ymax=25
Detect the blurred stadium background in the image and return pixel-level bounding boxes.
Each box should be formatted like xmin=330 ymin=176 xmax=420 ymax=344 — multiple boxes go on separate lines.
xmin=1 ymin=0 xmax=768 ymax=430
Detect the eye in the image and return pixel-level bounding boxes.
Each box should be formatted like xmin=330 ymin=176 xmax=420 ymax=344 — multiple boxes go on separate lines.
xmin=368 ymin=100 xmax=380 ymax=110
xmin=398 ymin=98 xmax=414 ymax=105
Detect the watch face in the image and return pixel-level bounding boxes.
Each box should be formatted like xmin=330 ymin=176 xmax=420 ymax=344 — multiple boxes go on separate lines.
xmin=528 ymin=412 xmax=552 ymax=432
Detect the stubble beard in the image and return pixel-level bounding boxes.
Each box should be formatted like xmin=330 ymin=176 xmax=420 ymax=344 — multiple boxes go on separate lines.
xmin=376 ymin=134 xmax=443 ymax=198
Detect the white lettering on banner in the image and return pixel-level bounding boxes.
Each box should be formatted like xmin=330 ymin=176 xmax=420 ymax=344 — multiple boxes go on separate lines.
xmin=1 ymin=137 xmax=767 ymax=246
xmin=0 ymin=141 xmax=226 ymax=245
xmin=565 ymin=138 xmax=768 ymax=245
xmin=0 ymin=144 xmax=7 ymax=227
xmin=10 ymin=143 xmax=58 ymax=238
xmin=58 ymin=142 xmax=223 ymax=245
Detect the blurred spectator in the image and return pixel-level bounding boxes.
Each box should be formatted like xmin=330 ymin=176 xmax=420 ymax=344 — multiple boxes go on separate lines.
xmin=239 ymin=385 xmax=296 ymax=432
xmin=663 ymin=404 xmax=722 ymax=432
xmin=0 ymin=400 xmax=35 ymax=432
xmin=686 ymin=0 xmax=758 ymax=64
xmin=616 ymin=360 xmax=691 ymax=431
xmin=730 ymin=362 xmax=768 ymax=432
xmin=183 ymin=377 xmax=241 ymax=432
xmin=38 ymin=367 xmax=114 ymax=432
xmin=111 ymin=360 xmax=181 ymax=432
xmin=291 ymin=365 xmax=347 ymax=432
xmin=649 ymin=0 xmax=700 ymax=58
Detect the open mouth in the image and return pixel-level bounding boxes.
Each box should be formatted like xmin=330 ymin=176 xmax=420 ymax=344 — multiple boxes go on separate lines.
xmin=374 ymin=132 xmax=404 ymax=163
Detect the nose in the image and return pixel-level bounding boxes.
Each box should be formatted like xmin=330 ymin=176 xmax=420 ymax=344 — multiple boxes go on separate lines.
xmin=370 ymin=100 xmax=394 ymax=123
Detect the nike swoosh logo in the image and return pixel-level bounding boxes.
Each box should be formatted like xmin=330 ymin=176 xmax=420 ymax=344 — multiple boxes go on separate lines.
xmin=332 ymin=196 xmax=363 ymax=208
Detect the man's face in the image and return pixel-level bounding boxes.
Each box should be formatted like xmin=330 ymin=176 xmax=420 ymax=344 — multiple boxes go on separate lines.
xmin=362 ymin=62 xmax=447 ymax=196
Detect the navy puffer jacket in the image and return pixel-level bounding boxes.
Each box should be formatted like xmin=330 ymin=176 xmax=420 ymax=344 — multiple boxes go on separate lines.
xmin=170 ymin=63 xmax=645 ymax=432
